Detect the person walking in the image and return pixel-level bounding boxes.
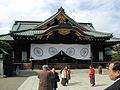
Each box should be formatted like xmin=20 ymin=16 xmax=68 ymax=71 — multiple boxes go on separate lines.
xmin=66 ymin=66 xmax=71 ymax=85
xmin=51 ymin=67 xmax=60 ymax=90
xmin=38 ymin=65 xmax=54 ymax=90
xmin=89 ymin=65 xmax=95 ymax=86
xmin=104 ymin=61 xmax=120 ymax=90
xmin=98 ymin=65 xmax=102 ymax=75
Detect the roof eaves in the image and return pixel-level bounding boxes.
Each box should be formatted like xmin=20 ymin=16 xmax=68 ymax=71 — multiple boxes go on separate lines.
xmin=78 ymin=23 xmax=96 ymax=31
xmin=11 ymin=29 xmax=47 ymax=36
xmin=0 ymin=34 xmax=14 ymax=41
xmin=84 ymin=31 xmax=112 ymax=37
xmin=105 ymin=38 xmax=120 ymax=42
xmin=34 ymin=25 xmax=93 ymax=37
xmin=11 ymin=21 xmax=43 ymax=32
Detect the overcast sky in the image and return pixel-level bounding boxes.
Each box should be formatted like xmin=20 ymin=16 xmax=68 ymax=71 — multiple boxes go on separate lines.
xmin=0 ymin=0 xmax=120 ymax=37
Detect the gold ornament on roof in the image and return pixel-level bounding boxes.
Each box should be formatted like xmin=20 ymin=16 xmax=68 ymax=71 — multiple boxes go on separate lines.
xmin=58 ymin=29 xmax=70 ymax=36
xmin=75 ymin=31 xmax=83 ymax=38
xmin=75 ymin=32 xmax=81 ymax=37
xmin=84 ymin=36 xmax=91 ymax=41
xmin=47 ymin=32 xmax=53 ymax=38
xmin=36 ymin=35 xmax=43 ymax=39
xmin=75 ymin=31 xmax=91 ymax=40
xmin=57 ymin=14 xmax=66 ymax=23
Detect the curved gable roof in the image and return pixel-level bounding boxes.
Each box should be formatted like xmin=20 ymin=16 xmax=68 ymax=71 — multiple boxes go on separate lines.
xmin=9 ymin=7 xmax=113 ymax=39
xmin=33 ymin=7 xmax=92 ymax=32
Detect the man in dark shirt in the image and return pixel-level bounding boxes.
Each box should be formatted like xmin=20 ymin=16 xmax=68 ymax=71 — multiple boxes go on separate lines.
xmin=51 ymin=67 xmax=60 ymax=90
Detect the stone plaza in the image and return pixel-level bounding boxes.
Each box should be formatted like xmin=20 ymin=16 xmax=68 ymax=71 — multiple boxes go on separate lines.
xmin=16 ymin=69 xmax=112 ymax=90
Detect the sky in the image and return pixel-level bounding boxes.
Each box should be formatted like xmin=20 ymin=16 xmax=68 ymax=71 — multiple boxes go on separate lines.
xmin=0 ymin=0 xmax=120 ymax=38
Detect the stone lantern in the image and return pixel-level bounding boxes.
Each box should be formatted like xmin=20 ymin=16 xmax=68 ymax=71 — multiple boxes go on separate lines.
xmin=0 ymin=48 xmax=8 ymax=77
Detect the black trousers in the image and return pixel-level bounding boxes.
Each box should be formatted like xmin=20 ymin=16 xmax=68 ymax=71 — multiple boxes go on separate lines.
xmin=90 ymin=78 xmax=95 ymax=86
xmin=61 ymin=78 xmax=67 ymax=86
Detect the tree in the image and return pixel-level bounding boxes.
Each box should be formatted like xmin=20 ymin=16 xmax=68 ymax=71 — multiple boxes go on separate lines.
xmin=0 ymin=41 xmax=13 ymax=76
xmin=0 ymin=41 xmax=11 ymax=49
xmin=112 ymin=45 xmax=120 ymax=61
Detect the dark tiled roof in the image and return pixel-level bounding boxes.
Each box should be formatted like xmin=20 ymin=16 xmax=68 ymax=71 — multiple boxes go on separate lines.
xmin=33 ymin=7 xmax=94 ymax=32
xmin=11 ymin=30 xmax=47 ymax=36
xmin=11 ymin=7 xmax=96 ymax=33
xmin=0 ymin=34 xmax=14 ymax=41
xmin=11 ymin=28 xmax=112 ymax=38
xmin=11 ymin=21 xmax=42 ymax=32
xmin=3 ymin=7 xmax=119 ymax=41
xmin=84 ymin=31 xmax=112 ymax=37
xmin=105 ymin=38 xmax=120 ymax=42
xmin=79 ymin=23 xmax=96 ymax=31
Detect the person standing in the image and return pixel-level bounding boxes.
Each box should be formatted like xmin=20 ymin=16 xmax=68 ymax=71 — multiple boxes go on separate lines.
xmin=38 ymin=65 xmax=54 ymax=90
xmin=61 ymin=66 xmax=67 ymax=86
xmin=104 ymin=61 xmax=120 ymax=90
xmin=98 ymin=65 xmax=102 ymax=75
xmin=51 ymin=67 xmax=60 ymax=90
xmin=89 ymin=65 xmax=95 ymax=86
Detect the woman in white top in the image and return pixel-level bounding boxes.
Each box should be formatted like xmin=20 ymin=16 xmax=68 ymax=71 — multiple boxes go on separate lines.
xmin=61 ymin=66 xmax=67 ymax=86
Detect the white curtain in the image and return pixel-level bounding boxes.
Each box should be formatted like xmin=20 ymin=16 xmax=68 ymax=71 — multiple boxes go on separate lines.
xmin=30 ymin=44 xmax=91 ymax=60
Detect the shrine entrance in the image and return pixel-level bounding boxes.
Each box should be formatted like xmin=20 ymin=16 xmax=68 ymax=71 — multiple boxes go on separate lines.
xmin=32 ymin=51 xmax=90 ymax=69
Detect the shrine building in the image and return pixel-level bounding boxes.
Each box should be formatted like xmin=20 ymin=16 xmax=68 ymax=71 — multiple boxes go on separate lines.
xmin=0 ymin=7 xmax=120 ymax=69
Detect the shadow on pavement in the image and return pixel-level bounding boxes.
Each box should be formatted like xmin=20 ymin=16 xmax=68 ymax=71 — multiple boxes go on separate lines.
xmin=67 ymin=82 xmax=81 ymax=86
xmin=95 ymin=83 xmax=108 ymax=87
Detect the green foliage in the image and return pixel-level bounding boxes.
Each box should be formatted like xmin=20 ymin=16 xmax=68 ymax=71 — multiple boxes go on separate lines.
xmin=0 ymin=41 xmax=12 ymax=54
xmin=112 ymin=45 xmax=120 ymax=61
xmin=0 ymin=41 xmax=11 ymax=49
xmin=0 ymin=41 xmax=13 ymax=76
